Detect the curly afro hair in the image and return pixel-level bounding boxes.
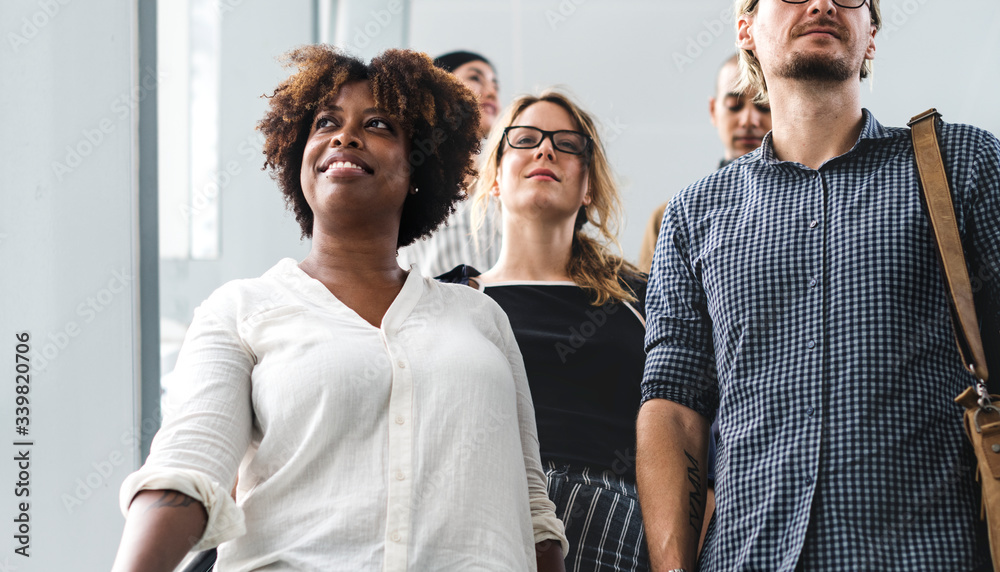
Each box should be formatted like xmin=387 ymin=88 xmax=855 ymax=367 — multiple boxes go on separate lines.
xmin=257 ymin=45 xmax=482 ymax=247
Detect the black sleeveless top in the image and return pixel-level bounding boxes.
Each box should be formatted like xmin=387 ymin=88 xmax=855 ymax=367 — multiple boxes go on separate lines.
xmin=439 ymin=266 xmax=647 ymax=479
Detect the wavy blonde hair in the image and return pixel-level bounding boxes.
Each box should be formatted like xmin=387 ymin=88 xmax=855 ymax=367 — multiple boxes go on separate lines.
xmin=734 ymin=0 xmax=882 ymax=104
xmin=472 ymin=89 xmax=641 ymax=306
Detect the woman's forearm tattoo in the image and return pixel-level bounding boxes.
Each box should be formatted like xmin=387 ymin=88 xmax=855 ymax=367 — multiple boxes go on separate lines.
xmin=145 ymin=491 xmax=197 ymax=513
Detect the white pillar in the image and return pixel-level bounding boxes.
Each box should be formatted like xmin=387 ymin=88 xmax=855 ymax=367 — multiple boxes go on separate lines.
xmin=0 ymin=0 xmax=142 ymax=568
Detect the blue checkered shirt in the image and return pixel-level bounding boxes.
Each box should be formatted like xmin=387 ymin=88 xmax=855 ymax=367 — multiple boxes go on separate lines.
xmin=643 ymin=110 xmax=1000 ymax=571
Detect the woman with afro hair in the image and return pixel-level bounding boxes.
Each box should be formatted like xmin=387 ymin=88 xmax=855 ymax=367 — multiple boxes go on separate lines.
xmin=113 ymin=46 xmax=567 ymax=572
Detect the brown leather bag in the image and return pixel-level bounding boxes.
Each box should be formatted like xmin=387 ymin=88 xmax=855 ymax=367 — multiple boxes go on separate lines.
xmin=909 ymin=108 xmax=998 ymax=570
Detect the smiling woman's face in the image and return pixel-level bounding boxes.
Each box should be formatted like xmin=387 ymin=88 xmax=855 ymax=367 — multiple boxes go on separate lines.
xmin=494 ymin=101 xmax=590 ymax=222
xmin=299 ymin=80 xmax=412 ymax=235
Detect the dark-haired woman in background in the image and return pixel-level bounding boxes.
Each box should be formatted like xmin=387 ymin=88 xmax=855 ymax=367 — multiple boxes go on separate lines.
xmin=443 ymin=90 xmax=649 ymax=571
xmin=398 ymin=49 xmax=503 ymax=277
xmin=112 ymin=46 xmax=566 ymax=572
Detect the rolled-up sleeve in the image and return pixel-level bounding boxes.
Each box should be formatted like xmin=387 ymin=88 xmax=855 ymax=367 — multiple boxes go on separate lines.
xmin=119 ymin=289 xmax=255 ymax=550
xmin=642 ymin=195 xmax=719 ymax=420
xmin=504 ymin=320 xmax=570 ymax=555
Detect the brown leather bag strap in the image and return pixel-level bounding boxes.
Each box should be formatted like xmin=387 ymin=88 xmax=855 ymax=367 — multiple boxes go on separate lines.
xmin=908 ymin=108 xmax=990 ymax=383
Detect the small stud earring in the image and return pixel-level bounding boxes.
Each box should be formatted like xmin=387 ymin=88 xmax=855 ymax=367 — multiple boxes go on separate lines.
xmin=409 ymin=186 xmax=419 ymax=195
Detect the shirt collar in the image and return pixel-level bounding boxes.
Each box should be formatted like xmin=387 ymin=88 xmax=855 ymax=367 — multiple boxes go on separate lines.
xmin=278 ymin=258 xmax=425 ymax=333
xmin=755 ymin=108 xmax=893 ymax=167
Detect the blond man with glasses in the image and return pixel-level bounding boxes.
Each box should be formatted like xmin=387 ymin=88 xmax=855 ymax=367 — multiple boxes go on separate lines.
xmin=637 ymin=0 xmax=999 ymax=570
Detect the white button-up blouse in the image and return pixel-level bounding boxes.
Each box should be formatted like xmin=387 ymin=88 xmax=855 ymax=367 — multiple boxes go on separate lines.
xmin=120 ymin=259 xmax=567 ymax=571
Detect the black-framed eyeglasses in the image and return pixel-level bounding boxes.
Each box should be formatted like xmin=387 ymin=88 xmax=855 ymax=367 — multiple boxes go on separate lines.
xmin=502 ymin=126 xmax=592 ymax=156
xmin=778 ymin=0 xmax=868 ymax=8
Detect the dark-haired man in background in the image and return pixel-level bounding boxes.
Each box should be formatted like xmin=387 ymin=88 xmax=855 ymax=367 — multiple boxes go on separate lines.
xmin=639 ymin=52 xmax=772 ymax=271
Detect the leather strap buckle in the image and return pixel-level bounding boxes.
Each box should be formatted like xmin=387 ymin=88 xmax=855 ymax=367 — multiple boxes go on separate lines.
xmin=907 ymin=108 xmax=941 ymax=127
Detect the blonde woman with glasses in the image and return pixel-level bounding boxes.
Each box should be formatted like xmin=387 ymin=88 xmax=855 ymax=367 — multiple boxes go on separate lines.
xmin=441 ymin=90 xmax=649 ymax=571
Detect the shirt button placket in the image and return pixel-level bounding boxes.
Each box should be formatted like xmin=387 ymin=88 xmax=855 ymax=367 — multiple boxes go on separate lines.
xmin=808 ymin=170 xmax=821 ymax=231
xmin=803 ymin=170 xmax=824 ymax=496
xmin=806 ymin=201 xmax=820 ymax=353
xmin=382 ymin=334 xmax=413 ymax=567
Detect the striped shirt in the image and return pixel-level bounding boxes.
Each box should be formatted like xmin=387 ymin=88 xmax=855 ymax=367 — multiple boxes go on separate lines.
xmin=398 ymin=197 xmax=501 ymax=277
xmin=643 ymin=110 xmax=1000 ymax=571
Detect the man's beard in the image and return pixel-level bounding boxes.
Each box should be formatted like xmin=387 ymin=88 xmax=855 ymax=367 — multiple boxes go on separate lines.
xmin=777 ymin=52 xmax=856 ymax=82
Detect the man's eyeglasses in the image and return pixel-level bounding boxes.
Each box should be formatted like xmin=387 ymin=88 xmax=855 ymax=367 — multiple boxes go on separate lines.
xmin=779 ymin=0 xmax=868 ymax=8
xmin=502 ymin=126 xmax=592 ymax=156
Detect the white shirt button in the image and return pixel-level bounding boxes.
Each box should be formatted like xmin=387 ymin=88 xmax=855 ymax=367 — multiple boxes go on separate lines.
xmin=395 ymin=415 xmax=405 ymax=425
xmin=395 ymin=471 xmax=406 ymax=481
xmin=397 ymin=360 xmax=406 ymax=369
xmin=390 ymin=531 xmax=401 ymax=542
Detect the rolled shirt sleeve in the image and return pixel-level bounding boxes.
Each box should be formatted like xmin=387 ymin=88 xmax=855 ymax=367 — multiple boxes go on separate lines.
xmin=502 ymin=312 xmax=570 ymax=556
xmin=642 ymin=194 xmax=719 ymax=421
xmin=119 ymin=287 xmax=255 ymax=550
xmin=119 ymin=468 xmax=245 ymax=551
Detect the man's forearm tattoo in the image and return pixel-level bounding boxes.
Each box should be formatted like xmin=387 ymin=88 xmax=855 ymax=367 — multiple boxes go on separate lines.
xmin=684 ymin=450 xmax=704 ymax=534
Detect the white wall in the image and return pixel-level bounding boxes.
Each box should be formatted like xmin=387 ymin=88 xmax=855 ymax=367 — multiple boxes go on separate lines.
xmin=0 ymin=0 xmax=139 ymax=569
xmin=162 ymin=0 xmax=1000 ymax=327
xmin=407 ymin=0 xmax=1000 ymax=257
xmin=161 ymin=0 xmax=1000 ymax=321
